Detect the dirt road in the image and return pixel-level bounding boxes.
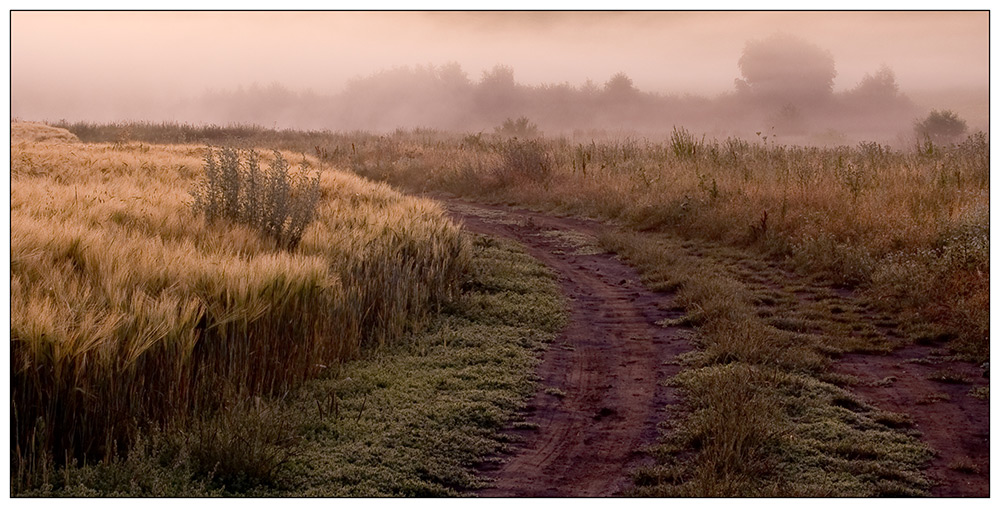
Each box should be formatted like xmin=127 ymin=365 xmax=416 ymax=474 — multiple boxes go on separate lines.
xmin=439 ymin=197 xmax=989 ymax=498
xmin=437 ymin=199 xmax=692 ymax=497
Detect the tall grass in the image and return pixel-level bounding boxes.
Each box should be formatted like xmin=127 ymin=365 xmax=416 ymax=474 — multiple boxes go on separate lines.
xmin=319 ymin=129 xmax=988 ymax=359
xmin=10 ymin=123 xmax=469 ymax=490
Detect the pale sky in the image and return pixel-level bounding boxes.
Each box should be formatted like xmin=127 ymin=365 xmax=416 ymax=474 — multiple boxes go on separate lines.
xmin=9 ymin=10 xmax=990 ymax=122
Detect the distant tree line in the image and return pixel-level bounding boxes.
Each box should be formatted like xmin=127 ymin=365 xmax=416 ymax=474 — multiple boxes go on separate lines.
xmin=188 ymin=34 xmax=946 ymax=145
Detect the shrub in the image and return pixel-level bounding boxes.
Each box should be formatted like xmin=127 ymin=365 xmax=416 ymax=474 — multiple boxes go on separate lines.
xmin=490 ymin=138 xmax=552 ymax=186
xmin=914 ymin=110 xmax=968 ymax=146
xmin=670 ymin=126 xmax=702 ymax=159
xmin=493 ymin=116 xmax=540 ymax=139
xmin=192 ymin=147 xmax=321 ymax=250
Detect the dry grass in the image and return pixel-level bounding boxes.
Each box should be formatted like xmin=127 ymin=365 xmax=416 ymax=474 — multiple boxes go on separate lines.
xmin=327 ymin=130 xmax=987 ymax=360
xmin=12 ymin=121 xmax=82 ymax=144
xmin=320 ymin=128 xmax=971 ymax=496
xmin=10 ymin=123 xmax=468 ymax=490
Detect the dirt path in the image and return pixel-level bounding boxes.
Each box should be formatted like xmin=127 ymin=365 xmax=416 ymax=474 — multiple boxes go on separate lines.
xmin=437 ymin=197 xmax=989 ymax=497
xmin=436 ymin=198 xmax=692 ymax=497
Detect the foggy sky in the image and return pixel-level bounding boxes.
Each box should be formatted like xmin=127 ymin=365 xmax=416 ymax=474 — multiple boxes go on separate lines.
xmin=10 ymin=10 xmax=989 ymax=127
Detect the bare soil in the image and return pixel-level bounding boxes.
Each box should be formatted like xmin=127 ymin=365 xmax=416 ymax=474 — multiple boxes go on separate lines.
xmin=834 ymin=341 xmax=990 ymax=497
xmin=437 ymin=196 xmax=989 ymax=498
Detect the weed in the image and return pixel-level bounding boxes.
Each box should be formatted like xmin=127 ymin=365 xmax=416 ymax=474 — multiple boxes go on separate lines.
xmin=494 ymin=116 xmax=540 ymax=139
xmin=669 ymin=126 xmax=701 ymax=159
xmin=191 ymin=147 xmax=321 ymax=250
xmin=916 ymin=392 xmax=951 ymax=405
xmin=946 ymin=457 xmax=980 ymax=474
xmin=968 ymin=386 xmax=988 ymax=400
xmin=927 ymin=370 xmax=975 ymax=384
xmin=490 ymin=138 xmax=553 ymax=187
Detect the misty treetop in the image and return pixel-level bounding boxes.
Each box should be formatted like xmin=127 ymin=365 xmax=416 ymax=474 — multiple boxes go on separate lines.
xmin=736 ymin=33 xmax=838 ymax=105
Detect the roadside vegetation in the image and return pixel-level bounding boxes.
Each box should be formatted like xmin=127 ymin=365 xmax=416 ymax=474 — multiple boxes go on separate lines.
xmin=46 ymin=120 xmax=988 ymax=496
xmin=53 ymin=119 xmax=988 ymax=358
xmin=602 ymin=232 xmax=932 ymax=495
xmin=322 ymin=125 xmax=988 ymax=363
xmin=15 ymin=230 xmax=565 ymax=496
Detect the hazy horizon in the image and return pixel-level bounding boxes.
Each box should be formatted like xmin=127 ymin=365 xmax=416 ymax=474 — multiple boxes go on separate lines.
xmin=10 ymin=11 xmax=989 ymax=134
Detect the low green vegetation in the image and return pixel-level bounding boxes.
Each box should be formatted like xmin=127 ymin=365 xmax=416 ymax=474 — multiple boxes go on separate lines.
xmin=16 ymin=234 xmax=566 ymax=496
xmin=601 ymin=231 xmax=931 ymax=496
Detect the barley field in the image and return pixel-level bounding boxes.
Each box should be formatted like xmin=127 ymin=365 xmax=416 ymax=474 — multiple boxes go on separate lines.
xmin=10 ymin=122 xmax=468 ymax=488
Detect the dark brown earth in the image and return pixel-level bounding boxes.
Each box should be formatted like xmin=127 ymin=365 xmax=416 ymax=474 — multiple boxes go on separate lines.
xmin=437 ymin=199 xmax=693 ymax=497
xmin=835 ymin=341 xmax=990 ymax=497
xmin=437 ymin=196 xmax=989 ymax=498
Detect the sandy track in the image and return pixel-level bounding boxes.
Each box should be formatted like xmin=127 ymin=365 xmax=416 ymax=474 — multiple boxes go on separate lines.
xmin=437 ymin=199 xmax=692 ymax=497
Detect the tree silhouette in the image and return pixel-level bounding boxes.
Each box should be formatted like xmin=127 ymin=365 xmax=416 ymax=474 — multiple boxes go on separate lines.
xmin=735 ymin=33 xmax=837 ymax=106
xmin=603 ymin=72 xmax=637 ymax=98
xmin=480 ymin=64 xmax=516 ymax=90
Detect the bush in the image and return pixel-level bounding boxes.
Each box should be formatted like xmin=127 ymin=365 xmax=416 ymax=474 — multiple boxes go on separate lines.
xmin=493 ymin=116 xmax=540 ymax=139
xmin=670 ymin=126 xmax=702 ymax=159
xmin=914 ymin=110 xmax=968 ymax=146
xmin=192 ymin=147 xmax=320 ymax=249
xmin=491 ymin=138 xmax=552 ymax=186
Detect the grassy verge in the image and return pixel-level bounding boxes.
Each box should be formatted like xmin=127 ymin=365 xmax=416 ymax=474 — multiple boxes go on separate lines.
xmin=600 ymin=231 xmax=931 ymax=496
xmin=16 ymin=234 xmax=566 ymax=496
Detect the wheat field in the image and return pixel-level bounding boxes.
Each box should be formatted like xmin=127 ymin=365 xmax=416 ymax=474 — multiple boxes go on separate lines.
xmin=10 ymin=122 xmax=469 ymax=485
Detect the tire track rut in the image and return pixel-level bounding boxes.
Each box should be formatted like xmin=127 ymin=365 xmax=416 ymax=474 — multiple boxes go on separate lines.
xmin=438 ymin=199 xmax=692 ymax=497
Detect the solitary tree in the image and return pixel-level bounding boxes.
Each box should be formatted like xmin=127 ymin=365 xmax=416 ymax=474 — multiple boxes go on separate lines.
xmin=735 ymin=33 xmax=837 ymax=107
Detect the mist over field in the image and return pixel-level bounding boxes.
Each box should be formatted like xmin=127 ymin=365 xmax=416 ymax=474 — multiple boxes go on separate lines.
xmin=11 ymin=11 xmax=989 ymax=145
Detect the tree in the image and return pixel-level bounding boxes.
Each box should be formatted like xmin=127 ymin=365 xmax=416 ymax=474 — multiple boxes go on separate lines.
xmin=475 ymin=64 xmax=521 ymax=122
xmin=437 ymin=61 xmax=471 ymax=92
xmin=735 ymin=33 xmax=837 ymax=106
xmin=852 ymin=65 xmax=900 ymax=99
xmin=480 ymin=64 xmax=516 ymax=90
xmin=603 ymin=72 xmax=637 ymax=98
xmin=914 ymin=110 xmax=968 ymax=145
